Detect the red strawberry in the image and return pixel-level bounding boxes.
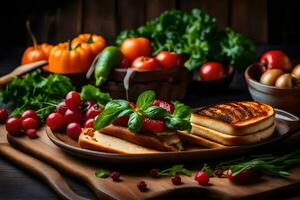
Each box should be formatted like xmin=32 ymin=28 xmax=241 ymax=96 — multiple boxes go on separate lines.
xmin=153 ymin=99 xmax=174 ymax=113
xmin=142 ymin=118 xmax=165 ymax=133
xmin=113 ymin=115 xmax=129 ymax=127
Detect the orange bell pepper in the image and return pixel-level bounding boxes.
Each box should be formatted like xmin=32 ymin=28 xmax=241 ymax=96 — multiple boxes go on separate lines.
xmin=72 ymin=34 xmax=106 ymax=58
xmin=47 ymin=42 xmax=92 ymax=74
xmin=21 ymin=21 xmax=52 ymax=65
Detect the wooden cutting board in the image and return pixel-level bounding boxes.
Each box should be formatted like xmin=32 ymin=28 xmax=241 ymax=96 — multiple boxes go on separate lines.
xmin=3 ymin=125 xmax=300 ymax=200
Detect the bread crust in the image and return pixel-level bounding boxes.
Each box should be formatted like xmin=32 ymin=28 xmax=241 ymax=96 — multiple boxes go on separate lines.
xmin=177 ymin=131 xmax=225 ymax=148
xmin=78 ymin=129 xmax=159 ymax=154
xmin=100 ymin=125 xmax=178 ymax=151
xmin=190 ymin=122 xmax=275 ymax=146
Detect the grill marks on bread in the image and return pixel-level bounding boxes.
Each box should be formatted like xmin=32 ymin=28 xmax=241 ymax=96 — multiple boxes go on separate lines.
xmin=196 ymin=102 xmax=270 ymax=124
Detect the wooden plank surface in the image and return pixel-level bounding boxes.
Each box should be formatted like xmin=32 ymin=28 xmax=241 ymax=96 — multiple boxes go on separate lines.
xmin=2 ymin=125 xmax=300 ymax=200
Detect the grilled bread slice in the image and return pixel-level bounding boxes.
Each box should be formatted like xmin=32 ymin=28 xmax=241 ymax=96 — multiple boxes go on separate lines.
xmin=192 ymin=102 xmax=275 ymax=135
xmin=100 ymin=125 xmax=180 ymax=152
xmin=78 ymin=128 xmax=159 ymax=154
xmin=188 ymin=122 xmax=275 ymax=146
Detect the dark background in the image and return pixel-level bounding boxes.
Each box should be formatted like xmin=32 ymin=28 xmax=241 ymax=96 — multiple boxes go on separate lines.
xmin=0 ymin=0 xmax=299 ymax=48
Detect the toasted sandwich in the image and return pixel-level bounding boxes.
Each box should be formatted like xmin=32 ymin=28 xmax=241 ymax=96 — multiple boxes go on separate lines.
xmin=191 ymin=102 xmax=275 ymax=135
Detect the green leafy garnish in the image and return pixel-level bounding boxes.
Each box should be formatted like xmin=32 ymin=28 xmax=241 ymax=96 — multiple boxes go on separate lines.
xmin=158 ymin=165 xmax=192 ymax=177
xmin=165 ymin=101 xmax=192 ymax=132
xmin=116 ymin=9 xmax=256 ymax=71
xmin=95 ymin=169 xmax=110 ymax=178
xmin=93 ymin=90 xmax=192 ymax=133
xmin=80 ymin=85 xmax=112 ymax=105
xmin=201 ymin=163 xmax=214 ymax=177
xmin=0 ymin=69 xmax=74 ymax=121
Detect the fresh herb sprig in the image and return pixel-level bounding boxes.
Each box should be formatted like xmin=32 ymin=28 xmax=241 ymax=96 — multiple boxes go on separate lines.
xmin=0 ymin=69 xmax=74 ymax=121
xmin=94 ymin=90 xmax=192 ymax=133
xmin=80 ymin=84 xmax=112 ymax=106
xmin=158 ymin=165 xmax=192 ymax=177
xmin=216 ymin=150 xmax=300 ymax=177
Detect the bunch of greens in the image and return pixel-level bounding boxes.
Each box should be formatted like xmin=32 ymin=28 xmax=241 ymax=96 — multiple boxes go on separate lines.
xmin=0 ymin=69 xmax=74 ymax=121
xmin=94 ymin=90 xmax=192 ymax=133
xmin=116 ymin=9 xmax=256 ymax=71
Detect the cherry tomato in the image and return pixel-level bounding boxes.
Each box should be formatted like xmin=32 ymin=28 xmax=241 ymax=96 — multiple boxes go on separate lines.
xmin=85 ymin=105 xmax=102 ymax=121
xmin=63 ymin=109 xmax=83 ymax=125
xmin=194 ymin=171 xmax=210 ymax=186
xmin=46 ymin=112 xmax=64 ymax=131
xmin=56 ymin=101 xmax=68 ymax=115
xmin=20 ymin=110 xmax=39 ymax=121
xmin=199 ymin=62 xmax=225 ymax=81
xmin=120 ymin=37 xmax=152 ymax=61
xmin=113 ymin=115 xmax=129 ymax=127
xmin=155 ymin=51 xmax=181 ymax=69
xmin=0 ymin=108 xmax=9 ymax=124
xmin=22 ymin=117 xmax=38 ymax=131
xmin=26 ymin=129 xmax=38 ymax=139
xmin=142 ymin=118 xmax=165 ymax=133
xmin=260 ymin=50 xmax=292 ymax=72
xmin=5 ymin=117 xmax=23 ymax=136
xmin=66 ymin=123 xmax=82 ymax=140
xmin=131 ymin=56 xmax=161 ymax=71
xmin=152 ymin=99 xmax=174 ymax=113
xmin=118 ymin=55 xmax=131 ymax=68
xmin=84 ymin=118 xmax=94 ymax=128
xmin=65 ymin=91 xmax=81 ymax=110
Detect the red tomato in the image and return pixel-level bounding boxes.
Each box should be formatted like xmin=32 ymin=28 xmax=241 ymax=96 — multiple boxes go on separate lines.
xmin=131 ymin=56 xmax=161 ymax=71
xmin=84 ymin=118 xmax=94 ymax=129
xmin=152 ymin=99 xmax=174 ymax=113
xmin=120 ymin=38 xmax=152 ymax=61
xmin=227 ymin=169 xmax=257 ymax=184
xmin=5 ymin=118 xmax=23 ymax=136
xmin=155 ymin=51 xmax=181 ymax=69
xmin=85 ymin=105 xmax=102 ymax=121
xmin=194 ymin=171 xmax=210 ymax=186
xmin=199 ymin=62 xmax=225 ymax=81
xmin=63 ymin=109 xmax=83 ymax=125
xmin=260 ymin=50 xmax=292 ymax=72
xmin=142 ymin=118 xmax=165 ymax=133
xmin=56 ymin=101 xmax=68 ymax=115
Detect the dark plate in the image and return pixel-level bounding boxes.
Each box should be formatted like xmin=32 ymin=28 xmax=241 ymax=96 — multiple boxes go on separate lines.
xmin=47 ymin=109 xmax=300 ymax=164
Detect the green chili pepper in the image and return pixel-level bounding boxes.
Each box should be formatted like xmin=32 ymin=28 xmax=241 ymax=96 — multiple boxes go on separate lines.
xmin=94 ymin=46 xmax=122 ymax=86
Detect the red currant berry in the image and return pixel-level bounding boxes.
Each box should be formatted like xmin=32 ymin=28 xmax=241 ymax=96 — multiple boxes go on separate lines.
xmin=22 ymin=117 xmax=38 ymax=131
xmin=150 ymin=168 xmax=159 ymax=178
xmin=171 ymin=174 xmax=182 ymax=185
xmin=137 ymin=181 xmax=148 ymax=192
xmin=110 ymin=171 xmax=121 ymax=182
xmin=65 ymin=91 xmax=81 ymax=109
xmin=46 ymin=113 xmax=64 ymax=131
xmin=85 ymin=105 xmax=102 ymax=121
xmin=26 ymin=129 xmax=38 ymax=139
xmin=66 ymin=123 xmax=81 ymax=140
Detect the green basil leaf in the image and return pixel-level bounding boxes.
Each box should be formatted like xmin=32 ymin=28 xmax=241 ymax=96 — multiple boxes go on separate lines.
xmin=95 ymin=169 xmax=110 ymax=178
xmin=105 ymin=99 xmax=131 ymax=110
xmin=94 ymin=107 xmax=122 ymax=130
xmin=80 ymin=85 xmax=112 ymax=105
xmin=172 ymin=101 xmax=192 ymax=119
xmin=143 ymin=106 xmax=167 ymax=119
xmin=165 ymin=117 xmax=192 ymax=132
xmin=136 ymin=90 xmax=156 ymax=110
xmin=158 ymin=165 xmax=192 ymax=177
xmin=117 ymin=108 xmax=134 ymax=118
xmin=128 ymin=112 xmax=143 ymax=133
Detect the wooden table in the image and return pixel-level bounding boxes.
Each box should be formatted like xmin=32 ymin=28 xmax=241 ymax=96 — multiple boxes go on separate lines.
xmin=1 ymin=45 xmax=300 ymax=200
